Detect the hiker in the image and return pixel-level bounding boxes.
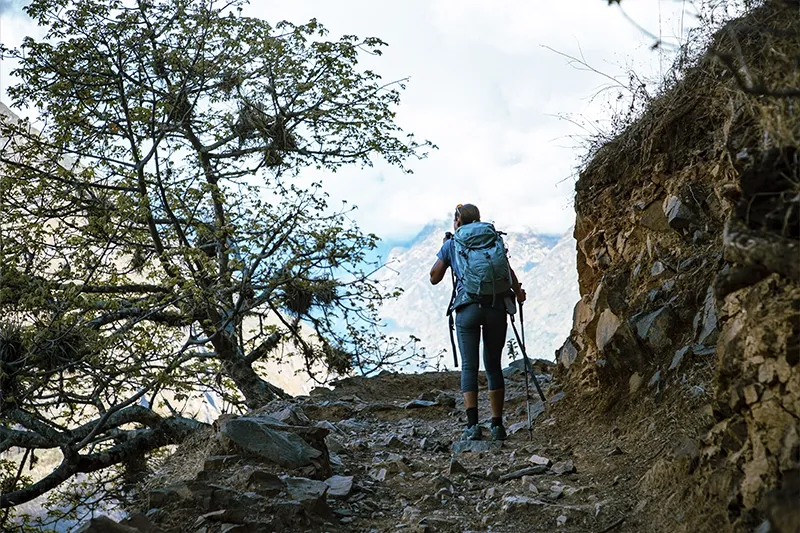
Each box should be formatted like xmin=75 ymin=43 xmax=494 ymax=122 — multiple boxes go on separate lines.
xmin=429 ymin=203 xmax=526 ymax=441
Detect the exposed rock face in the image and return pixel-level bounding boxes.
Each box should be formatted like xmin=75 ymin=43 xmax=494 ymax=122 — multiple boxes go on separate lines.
xmin=559 ymin=3 xmax=800 ymax=531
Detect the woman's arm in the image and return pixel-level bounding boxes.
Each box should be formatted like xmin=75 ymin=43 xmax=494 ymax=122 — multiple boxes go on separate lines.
xmin=430 ymin=259 xmax=448 ymax=285
xmin=510 ymin=267 xmax=527 ymax=303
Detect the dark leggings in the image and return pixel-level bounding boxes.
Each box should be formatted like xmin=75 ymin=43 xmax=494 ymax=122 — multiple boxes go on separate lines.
xmin=456 ymin=302 xmax=507 ymax=392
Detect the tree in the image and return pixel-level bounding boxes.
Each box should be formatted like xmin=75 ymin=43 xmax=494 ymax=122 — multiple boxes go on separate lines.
xmin=0 ymin=0 xmax=431 ymax=519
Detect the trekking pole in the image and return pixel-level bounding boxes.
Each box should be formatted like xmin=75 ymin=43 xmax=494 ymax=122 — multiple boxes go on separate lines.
xmin=511 ymin=312 xmax=534 ymax=441
xmin=509 ymin=312 xmax=547 ymax=404
xmin=519 ymin=303 xmax=547 ymax=403
xmin=448 ymin=268 xmax=458 ymax=368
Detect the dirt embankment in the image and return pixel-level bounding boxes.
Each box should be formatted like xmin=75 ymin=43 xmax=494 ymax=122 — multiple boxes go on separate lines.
xmin=557 ymin=2 xmax=799 ymax=531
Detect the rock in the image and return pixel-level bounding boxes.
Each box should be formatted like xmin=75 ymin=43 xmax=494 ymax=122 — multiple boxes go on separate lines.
xmin=401 ymin=505 xmax=422 ymax=524
xmin=528 ymin=455 xmax=552 ymax=467
xmin=219 ymin=416 xmax=323 ymax=469
xmin=194 ymin=483 xmax=261 ymax=512
xmin=325 ymin=435 xmax=346 ymax=454
xmin=651 ymin=261 xmax=667 ymax=277
xmin=508 ymin=421 xmax=529 ymax=435
xmin=648 ymin=371 xmax=662 ymax=388
xmin=418 ymin=390 xmax=438 ymax=402
xmin=382 ymin=435 xmax=405 ymax=449
xmin=557 ymin=338 xmax=579 ymax=369
xmin=283 ymin=477 xmax=332 ymax=517
xmin=203 ymin=455 xmax=241 ymax=471
xmin=120 ymin=513 xmax=161 ymax=533
xmin=679 ymin=256 xmax=700 ymax=271
xmin=596 ymin=309 xmax=621 ymax=351
xmin=435 ymin=392 xmax=457 ymax=408
xmin=634 ymin=307 xmax=674 ymax=352
xmin=663 ymin=195 xmax=696 ymax=229
xmin=369 ymin=468 xmax=387 ymax=481
xmin=271 ymin=405 xmax=310 ymax=426
xmin=404 ymin=399 xmax=437 ymax=409
xmin=695 ymin=286 xmax=719 ymax=345
xmin=452 ymin=440 xmax=503 ymax=454
xmin=501 ymin=495 xmax=546 ymax=512
xmin=525 ymin=480 xmax=540 ymax=494
xmin=640 ymin=200 xmax=671 ymax=232
xmin=754 ymin=520 xmax=772 ymax=533
xmin=557 ymin=514 xmax=568 ymax=526
xmin=148 ymin=482 xmax=193 ymax=508
xmin=449 ymin=458 xmax=469 ymax=475
xmin=629 ymin=373 xmax=643 ymax=394
xmin=485 ymin=465 xmax=501 ymax=481
xmin=550 ymin=460 xmax=576 ymax=475
xmin=240 ymin=469 xmax=284 ymax=496
xmin=549 ymin=391 xmax=566 ymax=404
xmin=548 ymin=484 xmax=564 ymax=499
xmin=744 ymin=383 xmax=764 ymax=405
xmin=314 ymin=420 xmax=340 ymax=433
xmin=324 ymin=475 xmax=354 ymax=500
xmin=75 ymin=516 xmax=142 ymax=533
xmin=693 ymin=344 xmax=716 ymax=356
xmin=669 ymin=346 xmax=691 ymax=371
xmin=498 ymin=465 xmax=548 ymax=482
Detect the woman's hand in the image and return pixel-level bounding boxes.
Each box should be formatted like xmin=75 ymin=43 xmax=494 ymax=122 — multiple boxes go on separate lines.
xmin=516 ymin=288 xmax=527 ymax=304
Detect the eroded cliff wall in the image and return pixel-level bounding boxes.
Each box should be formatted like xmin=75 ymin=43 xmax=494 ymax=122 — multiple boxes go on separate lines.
xmin=558 ymin=2 xmax=799 ymax=530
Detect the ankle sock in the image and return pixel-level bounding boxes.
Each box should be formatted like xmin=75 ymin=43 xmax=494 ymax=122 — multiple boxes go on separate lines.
xmin=466 ymin=407 xmax=478 ymax=427
xmin=491 ymin=416 xmax=503 ymax=427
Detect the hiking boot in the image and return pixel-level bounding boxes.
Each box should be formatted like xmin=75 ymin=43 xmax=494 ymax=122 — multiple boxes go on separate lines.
xmin=490 ymin=424 xmax=507 ymax=441
xmin=461 ymin=424 xmax=483 ymax=441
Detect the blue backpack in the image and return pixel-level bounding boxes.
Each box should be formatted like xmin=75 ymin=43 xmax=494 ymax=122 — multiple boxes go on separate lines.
xmin=451 ymin=222 xmax=512 ymax=309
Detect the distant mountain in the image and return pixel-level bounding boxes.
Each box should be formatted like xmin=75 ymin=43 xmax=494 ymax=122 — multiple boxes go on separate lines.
xmin=376 ymin=222 xmax=579 ymax=369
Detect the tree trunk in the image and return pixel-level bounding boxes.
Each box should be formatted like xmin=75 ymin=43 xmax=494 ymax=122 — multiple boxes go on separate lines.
xmin=211 ymin=330 xmax=289 ymax=409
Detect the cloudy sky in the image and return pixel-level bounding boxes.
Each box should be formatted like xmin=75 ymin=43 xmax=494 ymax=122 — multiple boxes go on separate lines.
xmin=0 ymin=0 xmax=699 ymax=243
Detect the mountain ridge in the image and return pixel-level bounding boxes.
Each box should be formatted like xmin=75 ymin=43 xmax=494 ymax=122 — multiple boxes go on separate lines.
xmin=376 ymin=221 xmax=579 ymax=367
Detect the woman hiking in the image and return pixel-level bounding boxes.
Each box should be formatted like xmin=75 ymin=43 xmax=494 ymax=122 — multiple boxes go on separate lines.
xmin=429 ymin=203 xmax=526 ymax=441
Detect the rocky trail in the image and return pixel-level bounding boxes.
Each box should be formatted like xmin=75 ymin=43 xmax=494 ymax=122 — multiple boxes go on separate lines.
xmin=79 ymin=359 xmax=714 ymax=533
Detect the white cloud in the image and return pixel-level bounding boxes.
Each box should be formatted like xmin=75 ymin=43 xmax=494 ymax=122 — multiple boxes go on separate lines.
xmin=1 ymin=0 xmax=699 ymax=242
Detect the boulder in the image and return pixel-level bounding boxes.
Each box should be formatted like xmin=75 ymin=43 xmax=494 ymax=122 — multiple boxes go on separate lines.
xmin=219 ymin=416 xmax=322 ymax=470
